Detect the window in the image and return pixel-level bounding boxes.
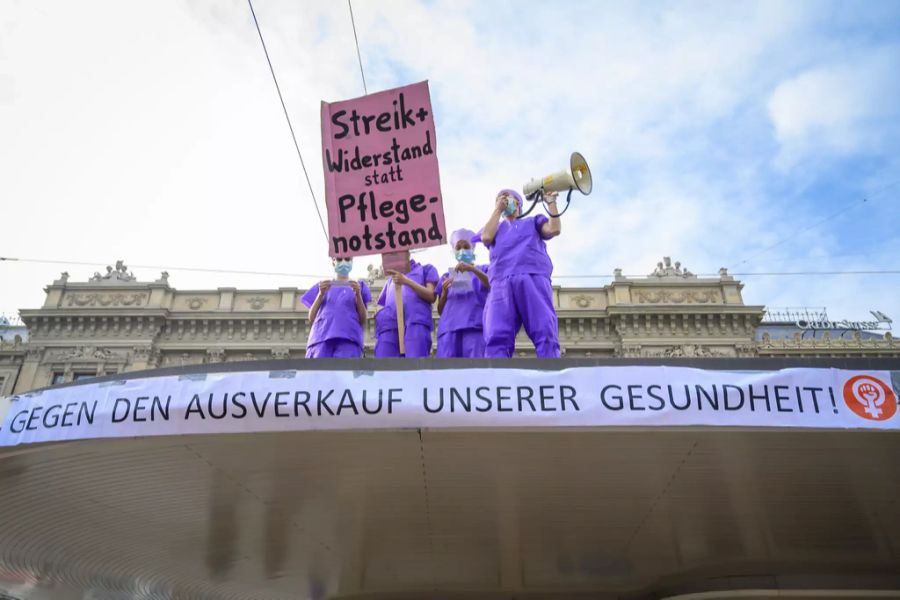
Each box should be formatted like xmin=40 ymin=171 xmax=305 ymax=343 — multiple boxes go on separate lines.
xmin=51 ymin=372 xmax=66 ymax=385
xmin=0 ymin=375 xmax=6 ymax=394
xmin=72 ymin=372 xmax=95 ymax=382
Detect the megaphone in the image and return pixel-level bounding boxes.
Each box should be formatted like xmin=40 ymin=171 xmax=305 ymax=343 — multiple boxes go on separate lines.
xmin=524 ymin=152 xmax=592 ymax=197
xmin=520 ymin=152 xmax=592 ymax=218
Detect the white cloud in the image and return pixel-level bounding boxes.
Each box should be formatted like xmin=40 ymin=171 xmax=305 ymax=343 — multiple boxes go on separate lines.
xmin=0 ymin=0 xmax=897 ymax=326
xmin=767 ymin=45 xmax=900 ymax=167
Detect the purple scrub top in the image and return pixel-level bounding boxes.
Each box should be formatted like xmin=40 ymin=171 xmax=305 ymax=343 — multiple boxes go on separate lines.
xmin=484 ymin=215 xmax=553 ymax=283
xmin=437 ymin=265 xmax=490 ymax=335
xmin=375 ymin=260 xmax=439 ymax=334
xmin=301 ymin=280 xmax=372 ymax=347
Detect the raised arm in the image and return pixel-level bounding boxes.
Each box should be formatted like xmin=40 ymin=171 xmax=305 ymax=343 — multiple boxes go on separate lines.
xmin=540 ymin=191 xmax=561 ymax=238
xmin=480 ymin=195 xmax=507 ymax=246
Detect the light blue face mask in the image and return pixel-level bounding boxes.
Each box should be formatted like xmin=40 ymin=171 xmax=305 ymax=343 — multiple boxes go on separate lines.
xmin=334 ymin=261 xmax=352 ymax=276
xmin=502 ymin=197 xmax=518 ymax=216
xmin=455 ymin=249 xmax=476 ymax=264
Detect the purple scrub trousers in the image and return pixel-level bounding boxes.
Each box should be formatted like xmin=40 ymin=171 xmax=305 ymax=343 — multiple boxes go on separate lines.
xmin=482 ymin=215 xmax=560 ymax=358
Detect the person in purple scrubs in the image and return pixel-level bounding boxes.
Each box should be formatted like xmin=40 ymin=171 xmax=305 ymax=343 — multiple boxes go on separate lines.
xmin=479 ymin=188 xmax=561 ymax=358
xmin=436 ymin=228 xmax=490 ymax=358
xmin=301 ymin=257 xmax=371 ymax=358
xmin=375 ymin=251 xmax=439 ymax=358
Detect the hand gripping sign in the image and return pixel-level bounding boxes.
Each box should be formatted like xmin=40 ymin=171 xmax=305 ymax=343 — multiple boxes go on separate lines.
xmin=321 ymin=81 xmax=447 ymax=258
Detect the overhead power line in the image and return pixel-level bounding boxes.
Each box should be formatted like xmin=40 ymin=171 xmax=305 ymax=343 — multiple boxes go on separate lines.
xmin=553 ymin=271 xmax=900 ymax=279
xmin=0 ymin=257 xmax=329 ymax=279
xmin=247 ymin=0 xmax=329 ymax=243
xmin=348 ymin=0 xmax=368 ymax=95
xmin=732 ymin=176 xmax=900 ymax=268
xmin=2 ymin=257 xmax=899 ymax=281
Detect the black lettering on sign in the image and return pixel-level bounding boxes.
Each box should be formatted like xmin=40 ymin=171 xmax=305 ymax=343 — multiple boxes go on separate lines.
xmin=294 ymin=391 xmax=311 ymax=417
xmin=337 ymin=390 xmax=359 ymax=415
xmin=646 ymin=385 xmax=666 ymax=411
xmin=600 ymin=385 xmax=623 ymax=410
xmin=274 ymin=391 xmax=290 ymax=417
xmin=8 ymin=401 xmax=98 ymax=433
xmin=423 ymin=388 xmax=442 ymax=413
xmin=330 ymin=93 xmax=425 ymax=140
xmin=723 ymin=385 xmax=745 ymax=410
xmin=333 ymin=213 xmax=444 ymax=254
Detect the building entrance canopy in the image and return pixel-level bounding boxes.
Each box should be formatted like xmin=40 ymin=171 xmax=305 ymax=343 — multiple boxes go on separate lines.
xmin=1 ymin=359 xmax=900 ymax=600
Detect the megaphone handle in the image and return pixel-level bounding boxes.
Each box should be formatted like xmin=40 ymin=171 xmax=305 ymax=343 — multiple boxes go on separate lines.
xmin=517 ymin=189 xmax=542 ymax=219
xmin=544 ymin=188 xmax=574 ymax=218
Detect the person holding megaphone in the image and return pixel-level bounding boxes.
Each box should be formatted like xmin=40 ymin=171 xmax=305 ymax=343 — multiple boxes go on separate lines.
xmin=479 ymin=188 xmax=561 ymax=358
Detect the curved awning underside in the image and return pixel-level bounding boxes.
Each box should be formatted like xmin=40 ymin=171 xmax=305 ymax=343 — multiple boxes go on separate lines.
xmin=2 ymin=426 xmax=900 ymax=600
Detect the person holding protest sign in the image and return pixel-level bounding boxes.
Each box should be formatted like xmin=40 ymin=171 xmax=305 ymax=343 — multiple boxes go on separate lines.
xmin=301 ymin=257 xmax=372 ymax=358
xmin=436 ymin=228 xmax=490 ymax=358
xmin=479 ymin=189 xmax=561 ymax=358
xmin=375 ymin=251 xmax=439 ymax=357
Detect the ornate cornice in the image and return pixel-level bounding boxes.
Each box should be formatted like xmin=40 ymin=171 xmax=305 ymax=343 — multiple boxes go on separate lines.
xmin=186 ymin=297 xmax=209 ymax=310
xmin=645 ymin=344 xmax=731 ymax=358
xmin=44 ymin=346 xmax=129 ymax=363
xmin=759 ymin=331 xmax=897 ymax=354
xmin=247 ymin=297 xmax=271 ymax=310
xmin=634 ymin=290 xmax=720 ymax=304
xmin=65 ymin=292 xmax=148 ymax=308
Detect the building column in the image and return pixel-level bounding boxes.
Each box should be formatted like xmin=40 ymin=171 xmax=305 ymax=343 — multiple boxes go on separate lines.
xmin=13 ymin=347 xmax=45 ymax=394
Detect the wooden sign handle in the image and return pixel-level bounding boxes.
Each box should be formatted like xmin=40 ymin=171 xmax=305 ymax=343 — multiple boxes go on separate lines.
xmin=395 ymin=284 xmax=405 ymax=356
xmin=382 ymin=251 xmax=411 ymax=358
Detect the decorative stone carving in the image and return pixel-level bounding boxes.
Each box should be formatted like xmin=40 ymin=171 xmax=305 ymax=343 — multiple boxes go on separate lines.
xmin=758 ymin=332 xmax=896 ymax=352
xmin=65 ymin=293 xmax=147 ymax=307
xmin=186 ymin=297 xmax=208 ymax=310
xmin=25 ymin=346 xmax=45 ymax=361
xmin=156 ymin=271 xmax=169 ymax=284
xmin=272 ymin=348 xmax=291 ymax=360
xmin=619 ymin=344 xmax=643 ymax=358
xmin=571 ymin=294 xmax=594 ymax=308
xmin=53 ymin=272 xmax=70 ymax=285
xmin=148 ymin=349 xmax=162 ymax=368
xmin=247 ymin=297 xmax=270 ymax=310
xmin=649 ymin=256 xmax=695 ymax=279
xmin=654 ymin=344 xmax=725 ymax=358
xmin=367 ymin=264 xmax=385 ymax=286
xmin=88 ymin=260 xmax=136 ymax=283
xmin=735 ymin=343 xmax=757 ymax=357
xmin=635 ymin=290 xmax=719 ymax=304
xmin=51 ymin=346 xmax=123 ymax=362
xmin=206 ymin=348 xmax=226 ymax=363
xmin=132 ymin=346 xmax=154 ymax=362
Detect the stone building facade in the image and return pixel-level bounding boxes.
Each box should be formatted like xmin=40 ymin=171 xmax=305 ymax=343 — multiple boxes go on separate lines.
xmin=3 ymin=258 xmax=897 ymax=394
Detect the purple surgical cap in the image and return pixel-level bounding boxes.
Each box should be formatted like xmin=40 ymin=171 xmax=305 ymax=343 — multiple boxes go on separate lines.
xmin=450 ymin=228 xmax=477 ymax=247
xmin=499 ymin=188 xmax=523 ymax=212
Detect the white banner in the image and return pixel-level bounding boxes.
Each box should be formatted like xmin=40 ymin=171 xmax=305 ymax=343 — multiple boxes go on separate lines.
xmin=1 ymin=366 xmax=898 ymax=446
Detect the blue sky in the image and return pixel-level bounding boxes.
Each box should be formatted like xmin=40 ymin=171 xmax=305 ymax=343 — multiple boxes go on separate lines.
xmin=1 ymin=0 xmax=899 ymax=323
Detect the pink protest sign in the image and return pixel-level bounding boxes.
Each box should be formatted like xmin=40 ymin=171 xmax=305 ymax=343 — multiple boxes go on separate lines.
xmin=320 ymin=81 xmax=446 ymax=258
